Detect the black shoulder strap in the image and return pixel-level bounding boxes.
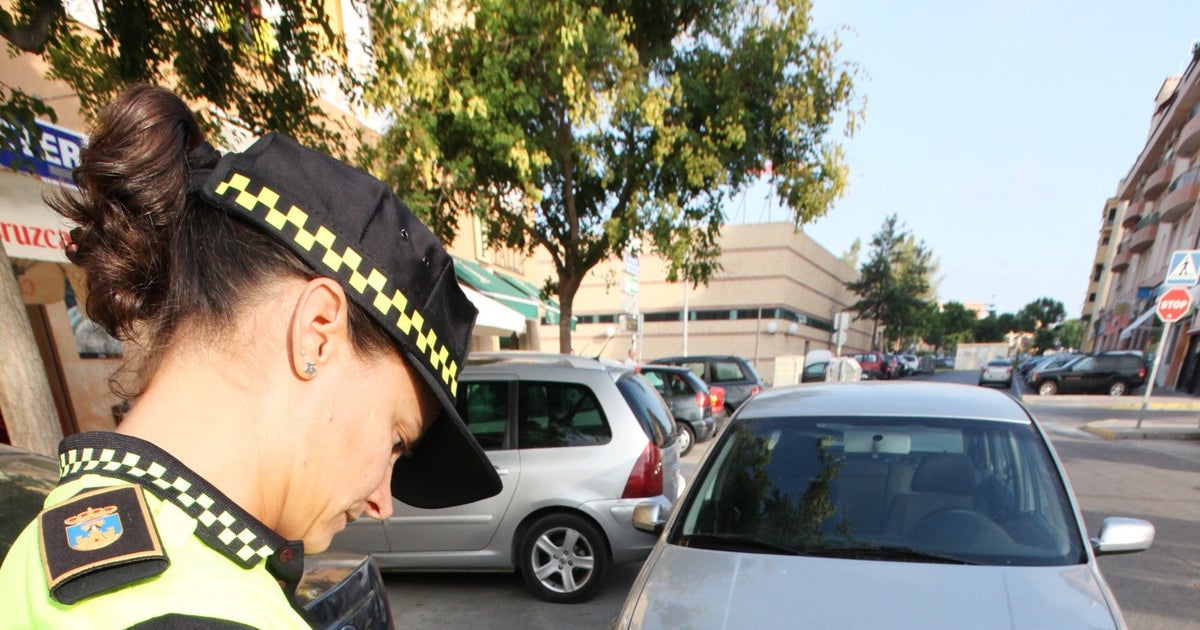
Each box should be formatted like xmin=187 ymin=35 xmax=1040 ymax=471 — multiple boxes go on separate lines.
xmin=38 ymin=483 xmax=168 ymax=604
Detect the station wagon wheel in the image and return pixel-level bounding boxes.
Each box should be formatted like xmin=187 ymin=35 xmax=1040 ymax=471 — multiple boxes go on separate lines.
xmin=518 ymin=513 xmax=610 ymax=603
xmin=1108 ymin=381 xmax=1128 ymax=396
xmin=676 ymin=422 xmax=695 ymax=457
xmin=1037 ymin=380 xmax=1058 ymax=396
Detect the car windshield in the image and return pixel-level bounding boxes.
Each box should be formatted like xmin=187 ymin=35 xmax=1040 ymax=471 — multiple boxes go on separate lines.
xmin=670 ymin=415 xmax=1086 ymax=567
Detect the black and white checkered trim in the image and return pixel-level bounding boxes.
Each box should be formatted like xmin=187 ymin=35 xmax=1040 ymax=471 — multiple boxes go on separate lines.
xmin=57 ymin=433 xmax=288 ymax=569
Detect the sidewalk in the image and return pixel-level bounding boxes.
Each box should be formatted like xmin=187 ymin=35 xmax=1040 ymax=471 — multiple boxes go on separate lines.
xmin=1017 ymin=388 xmax=1200 ymax=440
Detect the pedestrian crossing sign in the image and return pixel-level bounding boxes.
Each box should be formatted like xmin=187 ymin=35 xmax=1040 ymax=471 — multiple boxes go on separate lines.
xmin=1164 ymin=250 xmax=1200 ymax=286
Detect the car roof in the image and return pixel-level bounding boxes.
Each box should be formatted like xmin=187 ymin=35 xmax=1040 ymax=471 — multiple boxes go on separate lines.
xmin=736 ymin=381 xmax=1032 ymax=423
xmin=650 ymin=355 xmax=745 ymax=363
xmin=466 ymin=351 xmax=632 ymax=373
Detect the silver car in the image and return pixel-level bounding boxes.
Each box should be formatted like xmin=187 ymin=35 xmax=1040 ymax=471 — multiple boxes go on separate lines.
xmin=334 ymin=352 xmax=682 ymax=603
xmin=616 ymin=382 xmax=1154 ymax=629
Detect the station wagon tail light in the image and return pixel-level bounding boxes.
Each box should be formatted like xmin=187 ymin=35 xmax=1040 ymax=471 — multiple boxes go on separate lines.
xmin=695 ymin=391 xmax=707 ymax=410
xmin=621 ymin=442 xmax=663 ymax=499
xmin=749 ymin=385 xmax=762 ymax=397
xmin=709 ymin=386 xmax=725 ymax=414
xmin=1139 ymin=367 xmax=1146 ymax=378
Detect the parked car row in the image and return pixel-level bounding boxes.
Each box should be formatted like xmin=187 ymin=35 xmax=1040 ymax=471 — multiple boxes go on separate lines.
xmin=6 ymin=355 xmax=1157 ymax=628
xmin=852 ymin=351 xmax=938 ymax=380
xmin=980 ymin=352 xmax=1149 ymax=397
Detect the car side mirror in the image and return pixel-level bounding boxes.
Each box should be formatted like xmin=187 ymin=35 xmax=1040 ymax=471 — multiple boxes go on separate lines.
xmin=632 ymin=501 xmax=666 ymax=536
xmin=1090 ymin=517 xmax=1154 ymax=556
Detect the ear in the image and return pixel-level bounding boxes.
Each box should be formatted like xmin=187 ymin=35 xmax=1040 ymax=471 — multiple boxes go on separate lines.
xmin=288 ymin=277 xmax=352 ymax=380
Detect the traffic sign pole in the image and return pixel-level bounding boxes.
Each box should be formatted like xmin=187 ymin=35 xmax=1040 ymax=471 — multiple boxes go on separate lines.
xmin=1137 ymin=287 xmax=1195 ymax=428
xmin=1137 ymin=321 xmax=1171 ymax=429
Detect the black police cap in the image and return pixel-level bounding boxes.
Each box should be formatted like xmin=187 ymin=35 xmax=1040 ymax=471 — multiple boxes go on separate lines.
xmin=193 ymin=132 xmax=501 ymax=509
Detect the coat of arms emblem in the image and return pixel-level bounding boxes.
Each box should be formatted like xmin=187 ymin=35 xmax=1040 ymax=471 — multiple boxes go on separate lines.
xmin=64 ymin=505 xmax=123 ymax=551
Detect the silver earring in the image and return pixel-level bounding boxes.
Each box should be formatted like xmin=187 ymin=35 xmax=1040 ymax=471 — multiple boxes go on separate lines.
xmin=300 ymin=349 xmax=316 ymax=377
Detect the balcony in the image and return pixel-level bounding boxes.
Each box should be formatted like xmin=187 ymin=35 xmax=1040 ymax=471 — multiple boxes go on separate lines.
xmin=1143 ymin=161 xmax=1173 ymax=198
xmin=1111 ymin=248 xmax=1131 ymax=272
xmin=1179 ymin=110 xmax=1200 ymax=155
xmin=1160 ymin=167 xmax=1200 ymax=223
xmin=1120 ymin=200 xmax=1145 ymax=229
xmin=1128 ymin=215 xmax=1160 ymax=253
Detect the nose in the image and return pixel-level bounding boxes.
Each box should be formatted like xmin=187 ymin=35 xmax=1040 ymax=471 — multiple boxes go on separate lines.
xmin=361 ymin=471 xmax=394 ymax=521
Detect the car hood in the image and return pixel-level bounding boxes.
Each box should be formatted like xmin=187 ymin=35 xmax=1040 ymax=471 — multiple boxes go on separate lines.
xmin=619 ymin=544 xmax=1118 ymax=630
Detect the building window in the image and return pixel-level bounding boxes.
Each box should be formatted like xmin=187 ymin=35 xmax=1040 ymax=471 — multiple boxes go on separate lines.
xmin=1093 ymin=264 xmax=1103 ymax=282
xmin=1088 ymin=293 xmax=1097 ymax=303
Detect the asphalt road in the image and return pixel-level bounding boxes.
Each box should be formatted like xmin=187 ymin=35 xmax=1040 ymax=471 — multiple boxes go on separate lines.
xmin=385 ymin=370 xmax=1200 ymax=629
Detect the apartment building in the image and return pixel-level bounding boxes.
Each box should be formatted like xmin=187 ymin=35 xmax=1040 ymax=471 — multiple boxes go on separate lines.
xmin=1093 ymin=46 xmax=1200 ymax=392
xmin=1079 ymin=198 xmax=1127 ymax=352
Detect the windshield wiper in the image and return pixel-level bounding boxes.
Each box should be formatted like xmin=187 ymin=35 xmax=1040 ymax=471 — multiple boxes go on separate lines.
xmin=804 ymin=544 xmax=975 ymax=565
xmin=677 ymin=533 xmax=803 ymax=556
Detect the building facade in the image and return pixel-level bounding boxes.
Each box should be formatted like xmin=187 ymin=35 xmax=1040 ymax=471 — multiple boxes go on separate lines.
xmin=1079 ymin=198 xmax=1127 ymax=352
xmin=530 ymin=222 xmax=875 ymax=385
xmin=1092 ymin=46 xmax=1200 ymax=393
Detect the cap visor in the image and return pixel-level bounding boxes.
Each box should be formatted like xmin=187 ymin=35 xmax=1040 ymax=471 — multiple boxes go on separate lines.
xmin=392 ymin=351 xmax=501 ymax=509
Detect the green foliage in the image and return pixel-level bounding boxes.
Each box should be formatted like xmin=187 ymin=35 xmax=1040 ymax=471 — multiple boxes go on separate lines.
xmin=363 ymin=0 xmax=861 ymax=351
xmin=845 ymin=214 xmax=934 ymax=350
xmin=2 ymin=0 xmax=353 ymax=160
xmin=1018 ymin=297 xmax=1066 ymax=331
xmin=1056 ymin=318 xmax=1082 ymax=351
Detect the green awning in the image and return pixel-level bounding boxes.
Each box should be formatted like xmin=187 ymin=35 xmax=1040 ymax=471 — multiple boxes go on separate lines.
xmin=452 ymin=256 xmax=541 ymax=320
xmin=493 ymin=271 xmax=576 ymax=330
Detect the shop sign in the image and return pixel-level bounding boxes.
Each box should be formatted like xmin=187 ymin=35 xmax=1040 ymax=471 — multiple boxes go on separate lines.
xmin=1 ymin=119 xmax=85 ymax=188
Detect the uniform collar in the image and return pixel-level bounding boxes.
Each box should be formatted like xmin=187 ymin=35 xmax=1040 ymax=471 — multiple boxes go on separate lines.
xmin=57 ymin=432 xmax=302 ymax=573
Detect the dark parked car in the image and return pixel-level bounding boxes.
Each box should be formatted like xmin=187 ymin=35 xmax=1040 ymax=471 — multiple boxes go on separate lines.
xmin=649 ymin=355 xmax=763 ymax=412
xmin=1030 ymin=353 xmax=1147 ymax=396
xmin=639 ymin=364 xmax=718 ymax=456
xmin=0 ymin=443 xmax=392 ymax=628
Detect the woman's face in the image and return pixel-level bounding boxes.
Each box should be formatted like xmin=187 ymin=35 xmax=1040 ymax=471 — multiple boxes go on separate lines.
xmin=281 ymin=347 xmax=438 ymax=553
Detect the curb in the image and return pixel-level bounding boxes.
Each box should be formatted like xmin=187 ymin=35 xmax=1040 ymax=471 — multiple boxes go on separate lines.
xmin=1081 ymin=422 xmax=1200 ymax=441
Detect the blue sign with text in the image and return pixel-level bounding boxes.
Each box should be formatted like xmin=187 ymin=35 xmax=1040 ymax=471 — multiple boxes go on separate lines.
xmin=1 ymin=119 xmax=86 ymax=187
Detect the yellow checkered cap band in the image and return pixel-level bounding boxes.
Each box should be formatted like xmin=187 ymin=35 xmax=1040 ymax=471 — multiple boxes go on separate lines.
xmin=211 ymin=170 xmax=464 ymax=397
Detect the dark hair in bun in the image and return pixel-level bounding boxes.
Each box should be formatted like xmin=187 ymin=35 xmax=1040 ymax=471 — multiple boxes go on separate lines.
xmin=52 ymin=84 xmax=394 ymax=396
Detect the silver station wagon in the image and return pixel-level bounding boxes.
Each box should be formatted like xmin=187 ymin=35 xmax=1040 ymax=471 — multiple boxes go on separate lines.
xmin=616 ymin=382 xmax=1154 ymax=629
xmin=334 ymin=352 xmax=682 ymax=603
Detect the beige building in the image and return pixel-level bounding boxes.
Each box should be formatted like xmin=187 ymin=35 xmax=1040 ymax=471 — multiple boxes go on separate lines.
xmin=1079 ymin=198 xmax=1127 ymax=352
xmin=522 ymin=222 xmax=874 ymax=385
xmin=1092 ymin=46 xmax=1200 ymax=392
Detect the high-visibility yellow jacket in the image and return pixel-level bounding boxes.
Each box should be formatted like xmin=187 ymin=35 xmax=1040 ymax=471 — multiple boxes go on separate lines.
xmin=0 ymin=432 xmax=310 ymax=629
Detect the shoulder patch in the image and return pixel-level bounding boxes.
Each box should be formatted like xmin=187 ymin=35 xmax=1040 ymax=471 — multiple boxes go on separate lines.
xmin=39 ymin=483 xmax=169 ymax=604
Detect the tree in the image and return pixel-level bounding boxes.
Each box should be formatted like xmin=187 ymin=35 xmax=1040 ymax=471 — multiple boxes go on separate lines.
xmin=973 ymin=311 xmax=1022 ymax=343
xmin=1056 ymin=318 xmax=1082 ymax=351
xmin=920 ymin=300 xmax=976 ymax=356
xmin=1018 ymin=297 xmax=1066 ymax=354
xmin=2 ymin=3 xmax=356 ymax=452
xmin=1019 ymin=297 xmax=1066 ymax=331
xmin=840 ymin=238 xmax=862 ymax=268
xmin=363 ymin=0 xmax=860 ymax=352
xmin=2 ymin=0 xmax=355 ymax=159
xmin=845 ymin=214 xmax=934 ymax=350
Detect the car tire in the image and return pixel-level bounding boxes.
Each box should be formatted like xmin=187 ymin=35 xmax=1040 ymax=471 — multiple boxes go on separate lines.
xmin=1037 ymin=380 xmax=1058 ymax=396
xmin=518 ymin=513 xmax=610 ymax=604
xmin=1108 ymin=381 xmax=1128 ymax=396
xmin=676 ymin=422 xmax=695 ymax=457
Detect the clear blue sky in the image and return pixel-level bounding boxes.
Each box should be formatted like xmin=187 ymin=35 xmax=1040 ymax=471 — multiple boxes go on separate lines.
xmin=736 ymin=0 xmax=1200 ymax=316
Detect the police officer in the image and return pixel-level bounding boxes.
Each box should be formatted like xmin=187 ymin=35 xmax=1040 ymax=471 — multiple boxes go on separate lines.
xmin=0 ymin=84 xmax=501 ymax=628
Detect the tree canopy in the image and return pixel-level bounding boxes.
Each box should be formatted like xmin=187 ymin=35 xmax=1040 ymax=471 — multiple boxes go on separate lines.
xmin=845 ymin=214 xmax=935 ymax=350
xmin=2 ymin=0 xmax=354 ymax=159
xmin=362 ymin=0 xmax=861 ymax=351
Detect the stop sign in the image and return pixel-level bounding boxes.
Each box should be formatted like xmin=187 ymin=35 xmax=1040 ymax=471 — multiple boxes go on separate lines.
xmin=1156 ymin=287 xmax=1193 ymax=322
